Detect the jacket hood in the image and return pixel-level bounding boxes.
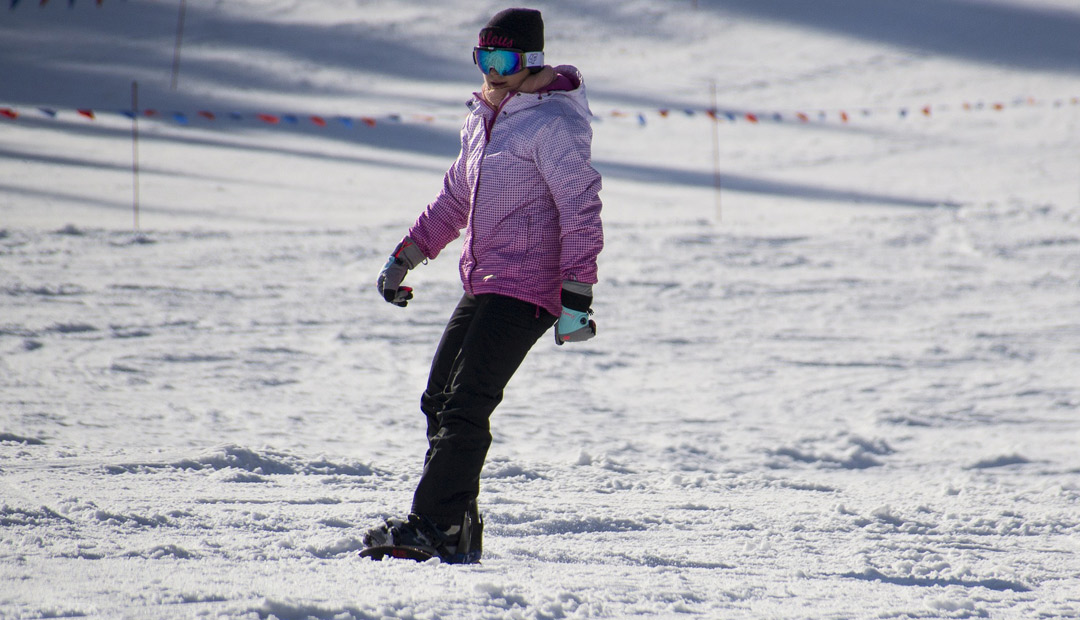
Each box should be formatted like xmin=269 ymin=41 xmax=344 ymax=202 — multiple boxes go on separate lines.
xmin=546 ymin=65 xmax=592 ymax=118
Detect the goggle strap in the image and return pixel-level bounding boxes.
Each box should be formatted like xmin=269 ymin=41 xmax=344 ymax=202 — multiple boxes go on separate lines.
xmin=524 ymin=51 xmax=544 ymax=68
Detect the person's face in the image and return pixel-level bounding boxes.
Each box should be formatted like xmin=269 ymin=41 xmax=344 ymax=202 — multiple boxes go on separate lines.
xmin=484 ymin=66 xmax=530 ymax=92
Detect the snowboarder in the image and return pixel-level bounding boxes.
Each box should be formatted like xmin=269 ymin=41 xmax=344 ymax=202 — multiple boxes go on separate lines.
xmin=362 ymin=7 xmax=604 ymax=564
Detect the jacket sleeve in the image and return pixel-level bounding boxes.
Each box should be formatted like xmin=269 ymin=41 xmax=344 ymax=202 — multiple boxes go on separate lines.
xmin=535 ymin=112 xmax=604 ymax=285
xmin=407 ymin=129 xmax=472 ymax=260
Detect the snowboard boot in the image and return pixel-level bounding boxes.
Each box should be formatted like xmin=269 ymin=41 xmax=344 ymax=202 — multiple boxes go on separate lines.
xmin=362 ymin=510 xmax=481 ymax=564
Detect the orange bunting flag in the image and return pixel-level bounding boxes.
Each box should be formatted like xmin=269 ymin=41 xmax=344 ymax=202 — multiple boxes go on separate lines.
xmin=360 ymin=117 xmax=377 ymax=127
xmin=796 ymin=112 xmax=809 ymax=123
xmin=922 ymin=106 xmax=932 ymax=117
xmin=840 ymin=111 xmax=849 ymax=123
xmin=658 ymin=109 xmax=670 ymax=118
xmin=705 ymin=109 xmax=718 ymax=121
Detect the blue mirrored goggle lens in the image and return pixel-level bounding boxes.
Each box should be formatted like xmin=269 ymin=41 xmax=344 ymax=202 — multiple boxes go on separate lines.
xmin=474 ymin=48 xmax=523 ymax=76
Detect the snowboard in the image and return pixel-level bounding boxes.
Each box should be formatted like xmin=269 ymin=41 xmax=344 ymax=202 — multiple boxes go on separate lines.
xmin=359 ymin=545 xmax=438 ymax=562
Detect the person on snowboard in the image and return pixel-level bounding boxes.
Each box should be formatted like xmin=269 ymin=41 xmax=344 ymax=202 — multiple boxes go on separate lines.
xmin=362 ymin=7 xmax=604 ymax=564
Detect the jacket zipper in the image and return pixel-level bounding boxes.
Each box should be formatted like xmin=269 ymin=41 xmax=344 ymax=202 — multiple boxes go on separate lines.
xmin=466 ymin=94 xmax=513 ymax=293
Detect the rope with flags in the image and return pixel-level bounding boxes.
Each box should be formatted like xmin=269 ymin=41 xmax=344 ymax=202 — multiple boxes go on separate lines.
xmin=607 ymin=96 xmax=1080 ymax=127
xmin=2 ymin=95 xmax=1078 ymax=130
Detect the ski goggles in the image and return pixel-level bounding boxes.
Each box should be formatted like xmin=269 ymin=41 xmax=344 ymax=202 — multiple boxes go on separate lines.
xmin=472 ymin=47 xmax=544 ymax=76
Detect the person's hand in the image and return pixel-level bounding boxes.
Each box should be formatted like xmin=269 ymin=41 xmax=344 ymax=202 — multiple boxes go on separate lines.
xmin=376 ymin=237 xmax=425 ymax=307
xmin=377 ymin=262 xmax=412 ymax=306
xmin=555 ymin=281 xmax=596 ymax=345
xmin=555 ymin=307 xmax=595 ymax=344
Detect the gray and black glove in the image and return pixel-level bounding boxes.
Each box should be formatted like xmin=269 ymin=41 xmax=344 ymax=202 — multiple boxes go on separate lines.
xmin=376 ymin=236 xmax=426 ymax=307
xmin=555 ymin=280 xmax=596 ymax=345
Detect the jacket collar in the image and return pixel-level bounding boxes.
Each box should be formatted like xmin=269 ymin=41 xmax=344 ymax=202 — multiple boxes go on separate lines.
xmin=467 ymin=65 xmax=590 ymax=119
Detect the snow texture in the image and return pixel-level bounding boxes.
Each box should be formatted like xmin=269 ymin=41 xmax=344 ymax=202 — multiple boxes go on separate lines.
xmin=2 ymin=1 xmax=1080 ymax=618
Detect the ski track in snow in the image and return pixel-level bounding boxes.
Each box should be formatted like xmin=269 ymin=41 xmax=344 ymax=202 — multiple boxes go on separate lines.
xmin=3 ymin=0 xmax=1080 ymax=618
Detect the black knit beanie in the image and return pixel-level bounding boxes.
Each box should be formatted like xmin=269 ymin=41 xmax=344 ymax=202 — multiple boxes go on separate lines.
xmin=478 ymin=8 xmax=544 ymax=52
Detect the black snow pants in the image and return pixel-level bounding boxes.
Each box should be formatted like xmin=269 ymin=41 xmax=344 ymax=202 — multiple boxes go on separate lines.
xmin=411 ymin=293 xmax=557 ymax=527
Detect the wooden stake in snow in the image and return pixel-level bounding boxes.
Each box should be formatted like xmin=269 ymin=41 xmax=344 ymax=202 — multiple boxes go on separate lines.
xmin=170 ymin=0 xmax=187 ymax=91
xmin=131 ymin=80 xmax=140 ymax=233
xmin=710 ymin=80 xmax=722 ymax=223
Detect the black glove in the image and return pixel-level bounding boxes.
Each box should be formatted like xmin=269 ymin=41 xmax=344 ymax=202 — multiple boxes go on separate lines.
xmin=376 ymin=236 xmax=426 ymax=307
xmin=555 ymin=281 xmax=596 ymax=345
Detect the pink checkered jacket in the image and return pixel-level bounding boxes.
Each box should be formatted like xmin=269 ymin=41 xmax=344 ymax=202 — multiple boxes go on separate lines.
xmin=407 ymin=65 xmax=604 ymax=318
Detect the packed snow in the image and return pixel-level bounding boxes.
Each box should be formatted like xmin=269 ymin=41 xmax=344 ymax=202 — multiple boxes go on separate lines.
xmin=3 ymin=1 xmax=1080 ymax=618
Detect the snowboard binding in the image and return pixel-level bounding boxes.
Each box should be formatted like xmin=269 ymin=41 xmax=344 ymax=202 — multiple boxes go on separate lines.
xmin=360 ymin=502 xmax=482 ymax=564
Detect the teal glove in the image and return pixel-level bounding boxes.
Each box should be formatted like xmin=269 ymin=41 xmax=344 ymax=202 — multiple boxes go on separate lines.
xmin=555 ymin=281 xmax=596 ymax=345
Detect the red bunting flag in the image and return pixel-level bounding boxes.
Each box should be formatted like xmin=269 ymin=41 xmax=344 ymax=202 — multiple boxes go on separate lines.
xmin=840 ymin=111 xmax=849 ymax=123
xmin=705 ymin=109 xmax=717 ymax=121
xmin=658 ymin=109 xmax=670 ymax=118
xmin=1 ymin=108 xmax=18 ymax=120
xmin=922 ymin=106 xmax=932 ymax=117
xmin=360 ymin=117 xmax=377 ymax=127
xmin=310 ymin=115 xmax=327 ymax=127
xmin=77 ymin=109 xmax=95 ymax=120
xmin=198 ymin=110 xmax=216 ymax=120
xmin=256 ymin=114 xmax=280 ymax=124
xmin=745 ymin=113 xmax=758 ymax=123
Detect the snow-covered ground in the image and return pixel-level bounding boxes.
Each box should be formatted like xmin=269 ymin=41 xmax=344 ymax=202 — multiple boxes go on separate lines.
xmin=3 ymin=1 xmax=1080 ymax=618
